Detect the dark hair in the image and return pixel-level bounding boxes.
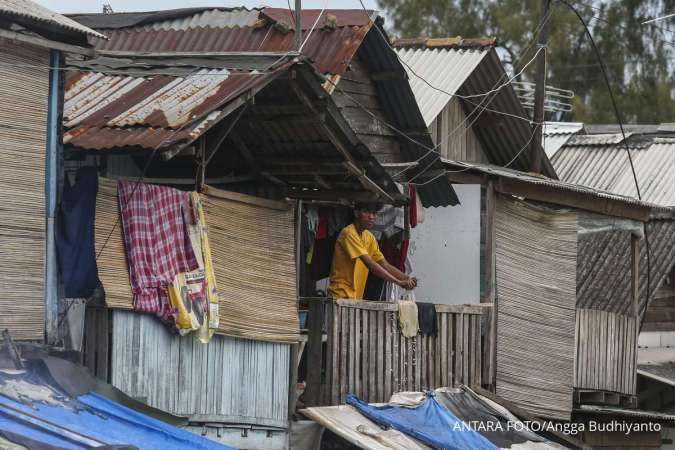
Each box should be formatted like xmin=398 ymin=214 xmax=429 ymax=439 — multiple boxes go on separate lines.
xmin=354 ymin=201 xmax=383 ymax=213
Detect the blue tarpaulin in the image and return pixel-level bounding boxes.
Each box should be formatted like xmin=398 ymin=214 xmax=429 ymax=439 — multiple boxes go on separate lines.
xmin=347 ymin=393 xmax=499 ymax=450
xmin=0 ymin=362 xmax=233 ymax=450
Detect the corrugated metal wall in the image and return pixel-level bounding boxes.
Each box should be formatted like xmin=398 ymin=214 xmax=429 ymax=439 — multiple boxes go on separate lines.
xmin=0 ymin=40 xmax=50 ymax=340
xmin=110 ymin=310 xmax=290 ymax=428
xmin=429 ymin=97 xmax=487 ymax=163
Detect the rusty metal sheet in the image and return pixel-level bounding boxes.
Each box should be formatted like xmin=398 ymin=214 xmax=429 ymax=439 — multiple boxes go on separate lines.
xmin=261 ymin=8 xmax=375 ymax=29
xmin=93 ymin=23 xmax=370 ymax=76
xmin=64 ymin=66 xmax=284 ymax=151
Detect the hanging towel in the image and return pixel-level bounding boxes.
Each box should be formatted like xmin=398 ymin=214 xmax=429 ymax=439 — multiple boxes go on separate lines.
xmin=417 ymin=302 xmax=437 ymax=336
xmin=397 ymin=300 xmax=419 ymax=338
xmin=118 ymin=181 xmax=198 ymax=315
xmin=57 ymin=167 xmax=100 ymax=298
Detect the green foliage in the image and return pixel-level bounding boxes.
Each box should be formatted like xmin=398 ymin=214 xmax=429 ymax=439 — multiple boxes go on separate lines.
xmin=377 ymin=0 xmax=675 ymax=123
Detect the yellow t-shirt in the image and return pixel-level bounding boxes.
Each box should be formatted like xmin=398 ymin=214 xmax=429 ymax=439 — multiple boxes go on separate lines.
xmin=328 ymin=224 xmax=385 ymax=299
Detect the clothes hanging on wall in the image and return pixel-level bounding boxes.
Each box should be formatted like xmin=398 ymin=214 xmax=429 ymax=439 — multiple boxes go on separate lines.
xmin=118 ymin=181 xmax=198 ymax=315
xmin=56 ymin=166 xmax=100 ymax=298
xmin=371 ymin=205 xmax=405 ymax=240
xmin=397 ymin=300 xmax=419 ymax=338
xmin=417 ymin=302 xmax=437 ymax=336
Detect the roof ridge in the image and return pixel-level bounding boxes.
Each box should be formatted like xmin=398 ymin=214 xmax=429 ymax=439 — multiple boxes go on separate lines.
xmin=393 ymin=36 xmax=497 ymax=49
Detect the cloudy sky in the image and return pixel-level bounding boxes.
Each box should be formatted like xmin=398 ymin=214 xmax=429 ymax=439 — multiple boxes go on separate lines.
xmin=34 ymin=0 xmax=380 ymax=14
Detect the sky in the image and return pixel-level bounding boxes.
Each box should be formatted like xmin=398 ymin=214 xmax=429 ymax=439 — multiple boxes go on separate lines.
xmin=34 ymin=0 xmax=380 ymax=14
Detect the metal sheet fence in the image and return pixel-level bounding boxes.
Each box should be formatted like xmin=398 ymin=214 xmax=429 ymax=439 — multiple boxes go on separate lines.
xmin=313 ymin=300 xmax=485 ymax=406
xmin=575 ymin=308 xmax=638 ymax=395
xmin=110 ymin=310 xmax=290 ymax=428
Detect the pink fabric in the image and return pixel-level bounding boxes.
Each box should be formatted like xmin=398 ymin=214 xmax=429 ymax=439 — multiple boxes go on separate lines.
xmin=118 ymin=181 xmax=198 ymax=314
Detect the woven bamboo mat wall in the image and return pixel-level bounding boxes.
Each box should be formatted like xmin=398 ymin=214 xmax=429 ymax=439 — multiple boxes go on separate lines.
xmin=0 ymin=42 xmax=50 ymax=340
xmin=94 ymin=178 xmax=133 ymax=310
xmin=495 ymin=196 xmax=577 ymax=420
xmin=95 ymin=180 xmax=299 ymax=343
xmin=202 ymin=187 xmax=298 ymax=343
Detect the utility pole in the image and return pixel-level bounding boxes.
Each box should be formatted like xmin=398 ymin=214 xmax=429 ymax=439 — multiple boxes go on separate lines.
xmin=530 ymin=0 xmax=549 ymax=174
xmin=295 ymin=0 xmax=302 ymax=51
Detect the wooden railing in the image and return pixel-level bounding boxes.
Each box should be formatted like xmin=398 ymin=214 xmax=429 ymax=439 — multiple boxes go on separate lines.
xmin=303 ymin=299 xmax=489 ymax=406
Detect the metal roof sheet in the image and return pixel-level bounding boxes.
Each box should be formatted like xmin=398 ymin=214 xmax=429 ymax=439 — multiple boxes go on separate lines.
xmin=395 ymin=46 xmax=489 ymax=127
xmin=0 ymin=0 xmax=105 ymax=39
xmin=552 ymin=138 xmax=675 ymax=207
xmin=63 ymin=64 xmax=286 ymax=151
xmin=89 ymin=11 xmax=371 ymax=76
xmin=542 ymin=122 xmax=583 ymax=157
xmin=576 ymin=405 xmax=675 ymax=422
xmin=566 ymin=133 xmax=631 ymax=145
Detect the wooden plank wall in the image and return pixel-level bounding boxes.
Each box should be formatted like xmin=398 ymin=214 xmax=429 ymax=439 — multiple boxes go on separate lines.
xmin=575 ymin=308 xmax=638 ymax=395
xmin=83 ymin=305 xmax=110 ymax=381
xmin=322 ymin=300 xmax=485 ymax=405
xmin=429 ymin=97 xmax=488 ymax=163
xmin=642 ymin=267 xmax=675 ymax=331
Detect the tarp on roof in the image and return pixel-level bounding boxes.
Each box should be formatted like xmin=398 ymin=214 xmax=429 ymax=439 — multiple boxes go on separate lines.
xmin=346 ymin=393 xmax=499 ymax=450
xmin=0 ymin=342 xmax=233 ymax=450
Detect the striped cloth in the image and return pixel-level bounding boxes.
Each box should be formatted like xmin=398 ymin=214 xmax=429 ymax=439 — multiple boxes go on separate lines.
xmin=118 ymin=181 xmax=198 ymax=314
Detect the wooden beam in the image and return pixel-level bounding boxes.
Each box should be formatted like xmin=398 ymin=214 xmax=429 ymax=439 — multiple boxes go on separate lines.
xmin=230 ymin=131 xmax=286 ymax=186
xmin=632 ymin=235 xmax=640 ymax=318
xmin=313 ymin=174 xmax=332 ymax=190
xmin=288 ymin=189 xmax=379 ymax=203
xmin=202 ymin=185 xmax=291 ymax=211
xmin=0 ymin=28 xmax=94 ymax=56
xmin=289 ymin=80 xmax=394 ymax=203
xmin=485 ymin=181 xmax=497 ymax=391
xmin=204 ymin=103 xmax=248 ymax=166
xmin=195 ymin=138 xmax=206 ymax=192
xmin=305 ymin=300 xmax=325 ymax=406
xmin=370 ymin=70 xmax=404 ymax=81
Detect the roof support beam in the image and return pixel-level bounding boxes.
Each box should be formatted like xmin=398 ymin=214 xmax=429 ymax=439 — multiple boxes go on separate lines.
xmin=289 ymin=79 xmax=395 ymax=203
xmin=230 ymin=131 xmax=286 ymax=186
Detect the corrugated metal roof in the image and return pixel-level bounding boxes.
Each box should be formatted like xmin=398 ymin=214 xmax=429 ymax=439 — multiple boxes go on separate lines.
xmin=144 ymin=8 xmax=260 ymax=30
xmin=441 ymin=158 xmax=670 ymax=213
xmin=395 ymin=46 xmax=488 ymax=126
xmin=552 ymin=138 xmax=675 ymax=207
xmin=576 ymin=405 xmax=675 ymax=422
xmin=542 ymin=122 xmax=582 ymax=158
xmin=63 ymin=64 xmax=286 ymax=151
xmin=0 ymin=0 xmax=105 ymax=39
xmin=566 ymin=133 xmax=631 ymax=146
xmin=576 ymin=219 xmax=675 ymax=316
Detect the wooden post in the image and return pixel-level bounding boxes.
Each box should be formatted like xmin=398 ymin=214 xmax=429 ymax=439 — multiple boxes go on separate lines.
xmin=195 ymin=138 xmax=206 ymax=192
xmin=305 ymin=299 xmax=325 ymax=406
xmin=529 ymin=0 xmax=549 ymax=174
xmin=288 ymin=342 xmax=299 ymax=418
xmin=631 ymin=235 xmax=640 ymax=318
xmin=631 ymin=235 xmax=640 ymax=395
xmin=485 ymin=181 xmax=497 ymax=391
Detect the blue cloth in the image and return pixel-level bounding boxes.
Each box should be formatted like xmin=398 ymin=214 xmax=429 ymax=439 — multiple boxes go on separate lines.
xmin=347 ymin=393 xmax=499 ymax=450
xmin=0 ymin=392 xmax=233 ymax=450
xmin=57 ymin=166 xmax=100 ymax=298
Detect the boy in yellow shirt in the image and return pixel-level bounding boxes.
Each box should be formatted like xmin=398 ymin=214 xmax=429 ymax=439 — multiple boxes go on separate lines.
xmin=328 ymin=202 xmax=416 ymax=299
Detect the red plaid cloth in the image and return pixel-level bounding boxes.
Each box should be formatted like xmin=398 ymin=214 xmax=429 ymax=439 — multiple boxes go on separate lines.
xmin=118 ymin=181 xmax=198 ymax=314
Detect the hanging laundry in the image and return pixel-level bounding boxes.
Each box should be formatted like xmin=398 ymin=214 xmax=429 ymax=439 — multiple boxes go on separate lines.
xmin=57 ymin=167 xmax=100 ymax=298
xmin=191 ymin=192 xmax=220 ymax=342
xmin=381 ymin=236 xmax=409 ymax=273
xmin=118 ymin=181 xmax=198 ymax=315
xmin=409 ymin=184 xmax=418 ymax=228
xmin=316 ymin=208 xmax=329 ymax=240
xmin=417 ymin=302 xmax=437 ymax=336
xmin=371 ymin=205 xmax=404 ymax=240
xmin=397 ymin=300 xmax=418 ymax=338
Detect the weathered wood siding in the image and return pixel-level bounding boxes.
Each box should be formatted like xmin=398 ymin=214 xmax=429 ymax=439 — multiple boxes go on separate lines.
xmin=429 ymin=97 xmax=487 ymax=163
xmin=110 ymin=310 xmax=290 ymax=428
xmin=0 ymin=40 xmax=50 ymax=340
xmin=333 ymin=56 xmax=404 ymax=164
xmin=575 ymin=308 xmax=638 ymax=395
xmin=319 ymin=300 xmax=485 ymax=405
xmin=642 ymin=267 xmax=675 ymax=331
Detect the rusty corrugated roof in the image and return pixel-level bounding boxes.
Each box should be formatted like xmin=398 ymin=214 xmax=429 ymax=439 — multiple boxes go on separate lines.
xmin=63 ymin=62 xmax=291 ymax=151
xmin=80 ymin=8 xmax=375 ymax=77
